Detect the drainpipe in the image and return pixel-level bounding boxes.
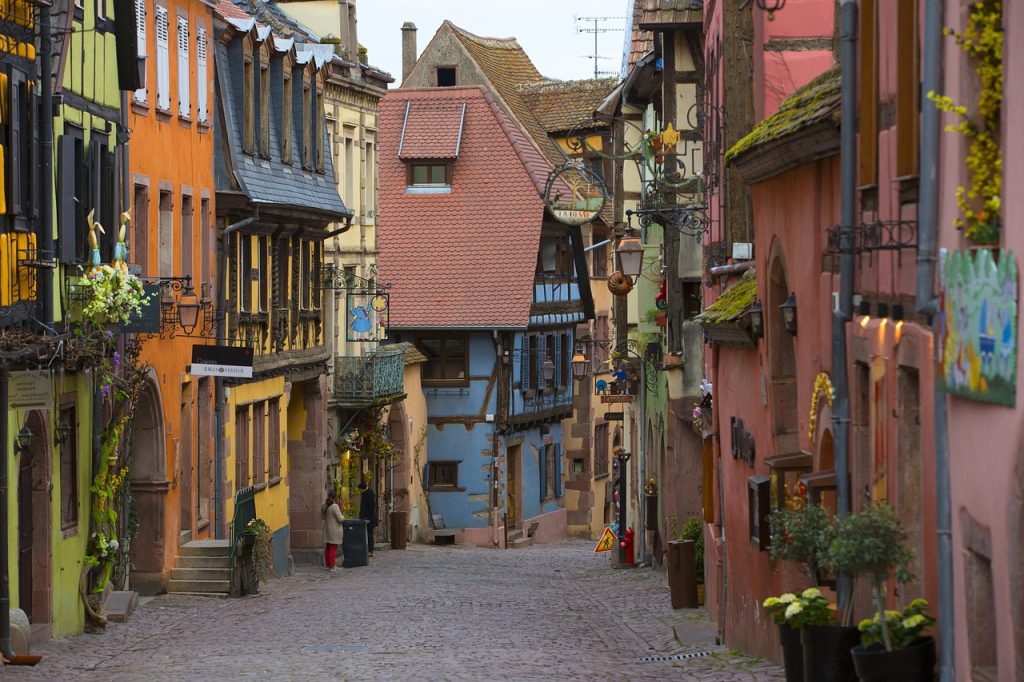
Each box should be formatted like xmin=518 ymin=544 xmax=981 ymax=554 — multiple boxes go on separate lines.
xmin=917 ymin=0 xmax=953 ymax=678
xmin=0 ymin=363 xmax=12 ymax=660
xmin=831 ymin=0 xmax=857 ymax=616
xmin=38 ymin=0 xmax=54 ymax=324
xmin=212 ymin=210 xmax=259 ymax=537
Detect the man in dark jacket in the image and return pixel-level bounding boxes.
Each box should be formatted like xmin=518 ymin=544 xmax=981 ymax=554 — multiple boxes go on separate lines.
xmin=358 ymin=482 xmax=378 ymax=556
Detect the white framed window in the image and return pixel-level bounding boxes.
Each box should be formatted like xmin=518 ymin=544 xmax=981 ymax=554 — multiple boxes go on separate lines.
xmin=133 ymin=0 xmax=147 ymax=103
xmin=155 ymin=5 xmax=170 ymax=111
xmin=196 ymin=24 xmax=208 ymax=124
xmin=177 ymin=14 xmax=190 ymax=117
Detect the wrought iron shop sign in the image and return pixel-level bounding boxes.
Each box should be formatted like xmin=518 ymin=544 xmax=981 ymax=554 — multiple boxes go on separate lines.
xmin=543 ymin=162 xmax=608 ymax=226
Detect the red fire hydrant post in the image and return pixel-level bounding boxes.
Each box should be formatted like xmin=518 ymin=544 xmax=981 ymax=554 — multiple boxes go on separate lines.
xmin=619 ymin=527 xmax=635 ymax=565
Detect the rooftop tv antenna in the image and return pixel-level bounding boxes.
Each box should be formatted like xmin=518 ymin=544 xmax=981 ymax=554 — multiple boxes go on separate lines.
xmin=575 ymin=15 xmax=624 ymax=80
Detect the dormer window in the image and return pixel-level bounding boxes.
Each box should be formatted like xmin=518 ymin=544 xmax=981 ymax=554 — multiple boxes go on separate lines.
xmin=242 ymin=38 xmax=254 ymax=154
xmin=258 ymin=42 xmax=270 ymax=158
xmin=281 ymin=59 xmax=292 ymax=164
xmin=301 ymin=68 xmax=312 ymax=169
xmin=407 ymin=162 xmax=451 ymax=191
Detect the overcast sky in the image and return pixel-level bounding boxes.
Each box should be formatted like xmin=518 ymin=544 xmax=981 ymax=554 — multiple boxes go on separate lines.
xmin=356 ymin=0 xmax=633 ymax=86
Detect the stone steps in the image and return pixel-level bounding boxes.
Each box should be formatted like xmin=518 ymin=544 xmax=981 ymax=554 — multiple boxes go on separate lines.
xmin=167 ymin=540 xmax=233 ymax=595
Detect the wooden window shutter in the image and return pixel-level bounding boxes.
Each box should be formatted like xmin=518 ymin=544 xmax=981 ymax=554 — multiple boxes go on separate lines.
xmin=539 ymin=447 xmax=546 ymax=504
xmin=133 ymin=0 xmax=147 ymax=102
xmin=7 ymin=70 xmax=23 ymax=218
xmin=57 ymin=136 xmax=78 ymax=262
xmin=176 ymin=14 xmax=189 ymax=116
xmin=196 ymin=24 xmax=208 ymax=124
xmin=554 ymin=444 xmax=563 ymax=497
xmin=537 ymin=336 xmax=547 ymax=390
xmin=155 ymin=5 xmax=170 ymax=111
xmin=553 ymin=334 xmax=562 ymax=388
xmin=520 ymin=336 xmax=530 ymax=392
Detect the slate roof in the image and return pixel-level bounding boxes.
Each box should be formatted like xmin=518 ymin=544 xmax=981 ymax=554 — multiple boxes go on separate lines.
xmin=516 ymin=78 xmax=619 ymax=134
xmin=213 ymin=4 xmax=349 ymax=219
xmin=725 ymin=66 xmax=841 ymax=165
xmin=398 ymin=100 xmax=467 ymax=159
xmin=377 ymin=86 xmax=549 ymax=330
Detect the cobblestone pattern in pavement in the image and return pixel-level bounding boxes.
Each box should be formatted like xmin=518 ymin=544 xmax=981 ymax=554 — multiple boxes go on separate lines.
xmin=12 ymin=540 xmax=784 ymax=681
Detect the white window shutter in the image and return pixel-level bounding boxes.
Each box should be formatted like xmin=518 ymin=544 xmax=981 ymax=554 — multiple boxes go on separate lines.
xmin=133 ymin=0 xmax=147 ymax=103
xmin=155 ymin=6 xmax=170 ymax=111
xmin=196 ymin=24 xmax=208 ymax=124
xmin=177 ymin=15 xmax=190 ymax=116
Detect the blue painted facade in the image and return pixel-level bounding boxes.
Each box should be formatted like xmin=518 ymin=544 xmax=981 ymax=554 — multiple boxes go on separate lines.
xmin=397 ymin=224 xmax=592 ymax=542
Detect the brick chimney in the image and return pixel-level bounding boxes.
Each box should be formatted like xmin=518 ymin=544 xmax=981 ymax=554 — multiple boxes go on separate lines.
xmin=401 ymin=22 xmax=417 ymax=84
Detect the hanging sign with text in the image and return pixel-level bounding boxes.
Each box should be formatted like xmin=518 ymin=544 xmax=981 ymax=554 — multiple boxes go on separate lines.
xmin=8 ymin=370 xmax=53 ymax=410
xmin=190 ymin=345 xmax=255 ymax=378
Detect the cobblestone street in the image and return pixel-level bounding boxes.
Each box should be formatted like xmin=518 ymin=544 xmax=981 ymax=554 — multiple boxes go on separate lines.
xmin=11 ymin=541 xmax=783 ymax=681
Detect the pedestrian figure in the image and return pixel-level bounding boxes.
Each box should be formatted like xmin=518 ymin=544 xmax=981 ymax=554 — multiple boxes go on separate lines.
xmin=358 ymin=482 xmax=377 ymax=557
xmin=322 ymin=492 xmax=344 ymax=571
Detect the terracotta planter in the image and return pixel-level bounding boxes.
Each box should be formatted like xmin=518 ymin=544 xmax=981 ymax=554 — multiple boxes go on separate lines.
xmin=778 ymin=623 xmax=805 ymax=682
xmin=801 ymin=624 xmax=859 ymax=682
xmin=851 ymin=637 xmax=935 ymax=682
xmin=655 ymin=313 xmax=667 ymax=327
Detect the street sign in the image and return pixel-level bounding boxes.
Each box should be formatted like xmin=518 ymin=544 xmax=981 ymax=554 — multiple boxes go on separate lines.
xmin=190 ymin=344 xmax=254 ymax=378
xmin=604 ymin=411 xmax=624 ymax=421
xmin=594 ymin=527 xmax=616 ymax=553
xmin=600 ymin=394 xmax=634 ymax=404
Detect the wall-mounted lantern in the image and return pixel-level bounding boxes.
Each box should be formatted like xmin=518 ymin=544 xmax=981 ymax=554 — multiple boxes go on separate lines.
xmin=54 ymin=422 xmax=71 ymax=446
xmin=571 ymin=351 xmax=588 ymax=380
xmin=749 ymin=299 xmax=764 ymax=340
xmin=14 ymin=425 xmax=33 ymax=457
xmin=542 ymin=359 xmax=555 ymax=383
xmin=780 ymin=292 xmax=798 ymax=335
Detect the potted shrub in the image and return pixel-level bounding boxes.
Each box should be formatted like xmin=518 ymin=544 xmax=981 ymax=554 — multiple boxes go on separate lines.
xmin=678 ymin=516 xmax=705 ymax=604
xmin=768 ymin=482 xmax=829 ymax=585
xmin=851 ymin=599 xmax=937 ymax=681
xmin=822 ymin=503 xmax=919 ymax=681
xmin=763 ymin=588 xmax=835 ymax=682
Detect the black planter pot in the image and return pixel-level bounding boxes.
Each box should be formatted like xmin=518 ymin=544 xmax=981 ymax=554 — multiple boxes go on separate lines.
xmin=778 ymin=623 xmax=805 ymax=682
xmin=801 ymin=624 xmax=860 ymax=682
xmin=851 ymin=636 xmax=936 ymax=682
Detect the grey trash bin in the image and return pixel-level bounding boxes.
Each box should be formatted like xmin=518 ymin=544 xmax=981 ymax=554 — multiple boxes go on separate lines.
xmin=341 ymin=519 xmax=369 ymax=567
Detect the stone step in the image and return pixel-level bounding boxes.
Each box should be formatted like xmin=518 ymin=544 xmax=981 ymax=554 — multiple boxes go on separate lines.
xmin=167 ymin=578 xmax=230 ymax=594
xmin=511 ymin=536 xmax=534 ymax=549
xmin=177 ymin=540 xmax=231 ymax=558
xmin=170 ymin=567 xmax=231 ymax=582
xmin=175 ymin=555 xmax=232 ymax=569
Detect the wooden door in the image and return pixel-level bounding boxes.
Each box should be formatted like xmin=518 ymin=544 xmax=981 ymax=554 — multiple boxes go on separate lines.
xmin=17 ymin=456 xmax=32 ymax=619
xmin=179 ymin=383 xmax=193 ymax=535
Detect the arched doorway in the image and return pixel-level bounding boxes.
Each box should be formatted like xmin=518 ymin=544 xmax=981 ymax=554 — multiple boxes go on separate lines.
xmin=17 ymin=410 xmax=51 ymax=631
xmin=128 ymin=374 xmax=168 ymax=594
xmin=768 ymin=241 xmax=798 ymax=453
xmin=387 ymin=403 xmax=410 ymax=518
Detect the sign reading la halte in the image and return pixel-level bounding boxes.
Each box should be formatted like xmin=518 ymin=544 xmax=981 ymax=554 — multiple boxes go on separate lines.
xmin=9 ymin=370 xmax=53 ymax=410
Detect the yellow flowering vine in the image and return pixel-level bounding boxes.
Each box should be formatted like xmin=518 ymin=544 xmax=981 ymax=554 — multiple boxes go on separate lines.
xmin=927 ymin=1 xmax=1003 ymax=245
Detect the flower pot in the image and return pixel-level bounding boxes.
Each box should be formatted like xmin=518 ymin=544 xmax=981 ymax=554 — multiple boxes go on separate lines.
xmin=851 ymin=636 xmax=935 ymax=682
xmin=239 ymin=531 xmax=256 ymax=551
xmin=655 ymin=313 xmax=667 ymax=327
xmin=801 ymin=624 xmax=859 ymax=682
xmin=778 ymin=624 xmax=805 ymax=682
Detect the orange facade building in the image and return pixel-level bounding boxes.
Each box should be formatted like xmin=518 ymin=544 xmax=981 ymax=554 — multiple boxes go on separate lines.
xmin=127 ymin=0 xmax=217 ymax=593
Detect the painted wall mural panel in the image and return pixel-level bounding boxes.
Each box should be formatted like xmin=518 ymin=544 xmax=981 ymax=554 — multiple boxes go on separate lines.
xmin=938 ymin=248 xmax=1018 ymax=405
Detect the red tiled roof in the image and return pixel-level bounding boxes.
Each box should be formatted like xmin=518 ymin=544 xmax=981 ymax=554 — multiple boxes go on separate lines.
xmin=398 ymin=100 xmax=466 ymax=159
xmin=626 ymin=1 xmax=702 ymax=73
xmin=214 ymin=0 xmax=252 ymax=22
xmin=378 ymin=86 xmax=549 ymax=329
xmin=445 ymin=23 xmax=568 ymax=170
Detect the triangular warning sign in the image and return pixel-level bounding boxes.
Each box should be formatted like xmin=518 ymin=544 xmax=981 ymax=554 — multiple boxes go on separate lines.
xmin=594 ymin=527 xmax=617 ymax=553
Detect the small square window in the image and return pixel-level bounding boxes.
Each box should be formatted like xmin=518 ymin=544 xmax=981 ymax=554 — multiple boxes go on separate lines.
xmin=437 ymin=67 xmax=456 ymax=87
xmin=429 ymin=461 xmax=459 ymax=489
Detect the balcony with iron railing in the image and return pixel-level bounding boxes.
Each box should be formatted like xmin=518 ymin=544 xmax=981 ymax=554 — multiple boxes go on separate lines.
xmin=332 ymin=348 xmax=405 ymax=407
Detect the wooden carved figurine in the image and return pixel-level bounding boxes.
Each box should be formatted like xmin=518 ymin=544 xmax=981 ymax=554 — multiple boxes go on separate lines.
xmin=86 ymin=209 xmax=104 ymax=270
xmin=112 ymin=211 xmax=130 ymax=275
